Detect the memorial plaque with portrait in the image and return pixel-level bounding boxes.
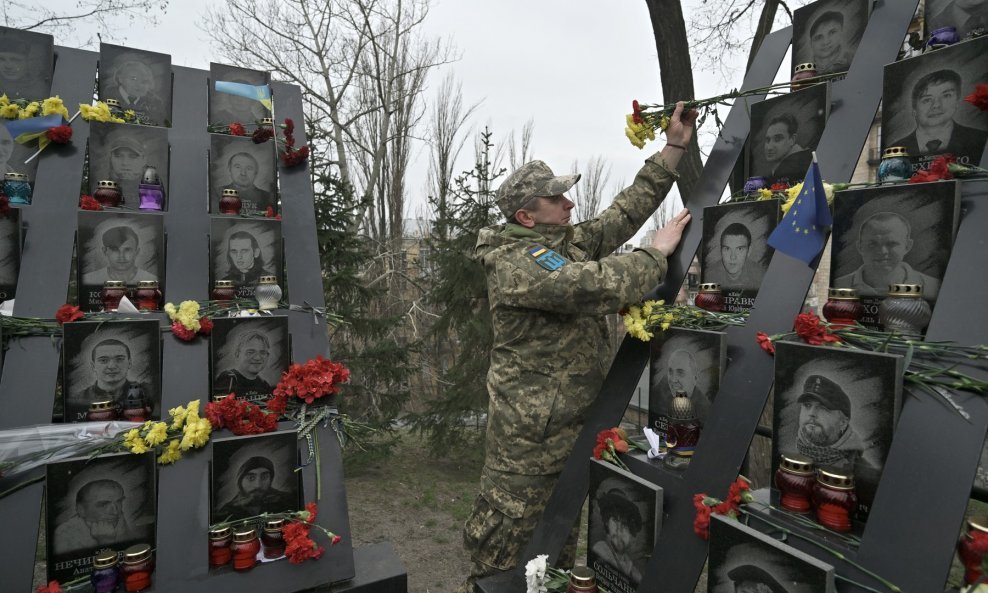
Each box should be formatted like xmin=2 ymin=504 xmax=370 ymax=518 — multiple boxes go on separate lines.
xmin=830 ymin=182 xmax=960 ymax=326
xmin=0 ymin=207 xmax=20 ymax=302
xmin=926 ymin=0 xmax=988 ymax=41
xmin=701 ymin=200 xmax=781 ymax=312
xmin=78 ymin=211 xmax=164 ymax=311
xmin=773 ymin=342 xmax=903 ymax=521
xmin=210 ymin=134 xmax=278 ymax=215
xmin=62 ymin=319 xmax=161 ymax=423
xmin=588 ymin=458 xmax=662 ymax=593
xmin=211 ymin=431 xmax=300 ymax=525
xmin=46 ymin=452 xmax=156 ymax=583
xmin=88 ymin=121 xmax=170 ymax=209
xmin=648 ymin=328 xmax=726 ymax=441
xmin=0 ymin=26 xmax=54 ymax=99
xmin=209 ymin=63 xmax=271 ymax=126
xmin=792 ymin=0 xmax=870 ymax=77
xmin=210 ymin=217 xmax=283 ymax=298
xmin=99 ymin=43 xmax=173 ymax=127
xmin=748 ymin=83 xmax=829 ymax=187
xmin=708 ymin=514 xmax=835 ymax=593
xmin=882 ymin=36 xmax=988 ymax=172
xmin=210 ymin=316 xmax=289 ymax=404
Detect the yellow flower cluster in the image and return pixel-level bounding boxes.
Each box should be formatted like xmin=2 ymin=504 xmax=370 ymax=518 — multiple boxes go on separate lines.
xmin=0 ymin=94 xmax=70 ymax=120
xmin=622 ymin=299 xmax=676 ymax=341
xmin=164 ymin=300 xmax=202 ymax=332
xmin=79 ymin=101 xmax=125 ymax=124
xmin=118 ymin=399 xmax=212 ymax=465
xmin=624 ymin=114 xmax=656 ymax=149
xmin=779 ymin=181 xmax=837 ymax=214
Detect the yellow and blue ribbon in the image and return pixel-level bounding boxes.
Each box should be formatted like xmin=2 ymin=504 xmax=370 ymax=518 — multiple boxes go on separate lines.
xmin=214 ymin=80 xmax=273 ymax=111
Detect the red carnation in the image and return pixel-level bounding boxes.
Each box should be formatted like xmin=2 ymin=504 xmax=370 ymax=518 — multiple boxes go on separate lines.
xmin=769 ymin=182 xmax=789 ymax=191
xmin=281 ymin=145 xmax=309 ymax=167
xmin=0 ymin=194 xmax=10 ymax=218
xmin=631 ymin=99 xmax=643 ymax=125
xmin=55 ymin=304 xmax=84 ymax=325
xmin=229 ymin=122 xmax=246 ymax=136
xmin=331 ymin=534 xmax=342 ymax=545
xmin=756 ymin=331 xmax=775 ymax=354
xmin=45 ymin=125 xmax=73 ymax=144
xmin=284 ymin=118 xmax=295 ymax=135
xmin=909 ymin=154 xmax=956 ymax=183
xmin=79 ymin=195 xmax=102 ymax=211
xmin=305 ymin=502 xmax=319 ymax=524
xmin=965 ymin=82 xmax=988 ymax=112
xmin=793 ymin=312 xmax=822 ymax=338
xmin=252 ymin=126 xmax=274 ymax=144
xmin=265 ymin=206 xmax=282 ymax=220
xmin=197 ymin=316 xmax=214 ymax=336
xmin=171 ymin=321 xmax=197 ymax=341
xmin=692 ymin=493 xmax=713 ymax=540
xmin=36 ymin=581 xmax=62 ymax=593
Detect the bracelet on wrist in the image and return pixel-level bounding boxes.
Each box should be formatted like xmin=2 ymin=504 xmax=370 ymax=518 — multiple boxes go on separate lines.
xmin=666 ymin=143 xmax=687 ymax=151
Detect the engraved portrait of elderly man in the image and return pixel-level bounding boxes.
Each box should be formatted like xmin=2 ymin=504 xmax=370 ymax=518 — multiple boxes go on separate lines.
xmin=99 ymin=44 xmax=172 ymax=125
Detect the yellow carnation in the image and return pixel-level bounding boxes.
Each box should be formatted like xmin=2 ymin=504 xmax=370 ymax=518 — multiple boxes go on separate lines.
xmin=660 ymin=322 xmax=671 ymax=331
xmin=144 ymin=422 xmax=169 ymax=446
xmin=0 ymin=94 xmax=8 ymax=106
xmin=19 ymin=102 xmax=40 ymax=119
xmin=641 ymin=301 xmax=654 ymax=317
xmin=0 ymin=104 xmax=20 ymax=118
xmin=786 ymin=183 xmax=804 ymax=202
xmin=164 ymin=302 xmax=178 ymax=320
xmin=180 ymin=417 xmax=212 ymax=450
xmin=757 ymin=188 xmax=774 ymax=200
xmin=123 ymin=428 xmax=141 ymax=446
xmin=644 ymin=126 xmax=655 ymax=141
xmin=124 ymin=109 xmax=136 ymax=121
xmin=781 ymin=197 xmax=797 ymax=215
xmin=186 ymin=399 xmax=201 ymax=420
xmin=169 ymin=404 xmax=188 ymax=430
xmin=158 ymin=439 xmax=182 ymax=464
xmin=658 ymin=115 xmax=670 ymax=130
xmin=822 ymin=182 xmax=835 ymax=204
xmin=624 ymin=128 xmax=645 ymax=149
xmin=129 ymin=439 xmax=150 ymax=454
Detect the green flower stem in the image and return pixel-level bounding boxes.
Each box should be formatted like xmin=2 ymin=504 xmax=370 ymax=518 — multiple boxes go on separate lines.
xmin=739 ymin=507 xmax=901 ymax=592
xmin=744 ymin=501 xmax=862 ymax=547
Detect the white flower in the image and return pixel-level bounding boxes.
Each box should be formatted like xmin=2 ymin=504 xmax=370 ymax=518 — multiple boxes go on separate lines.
xmin=961 ymin=585 xmax=988 ymax=593
xmin=524 ymin=554 xmax=548 ymax=593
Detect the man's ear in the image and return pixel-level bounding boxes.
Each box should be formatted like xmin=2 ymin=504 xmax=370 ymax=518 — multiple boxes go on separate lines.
xmin=514 ymin=209 xmax=537 ymax=229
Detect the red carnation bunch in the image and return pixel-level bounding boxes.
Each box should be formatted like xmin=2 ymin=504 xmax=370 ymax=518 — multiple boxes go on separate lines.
xmin=35 ymin=580 xmax=62 ymax=593
xmin=692 ymin=476 xmax=753 ymax=540
xmin=170 ymin=321 xmax=197 ymax=341
xmin=283 ymin=502 xmax=342 ymax=564
xmin=55 ymin=304 xmax=84 ymax=325
xmin=909 ymin=154 xmax=956 ymax=183
xmin=793 ymin=312 xmax=841 ymax=345
xmin=265 ymin=206 xmax=281 ymax=220
xmin=267 ymin=356 xmax=350 ymax=413
xmin=79 ymin=195 xmax=102 ymax=211
xmin=279 ymin=117 xmax=310 ymax=167
xmin=229 ymin=122 xmax=246 ymax=136
xmin=965 ymin=82 xmax=988 ymax=112
xmin=45 ymin=125 xmax=73 ymax=144
xmin=205 ymin=395 xmax=278 ymax=435
xmin=252 ymin=126 xmax=273 ymax=144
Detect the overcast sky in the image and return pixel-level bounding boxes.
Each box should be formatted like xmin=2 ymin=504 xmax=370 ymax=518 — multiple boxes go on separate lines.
xmin=64 ymin=0 xmax=794 ymax=240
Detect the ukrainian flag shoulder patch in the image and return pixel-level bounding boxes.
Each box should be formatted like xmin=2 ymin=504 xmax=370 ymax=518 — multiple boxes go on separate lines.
xmin=528 ymin=245 xmax=567 ymax=272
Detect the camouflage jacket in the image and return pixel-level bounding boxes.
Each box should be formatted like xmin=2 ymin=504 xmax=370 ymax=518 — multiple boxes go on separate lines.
xmin=475 ymin=152 xmax=679 ymax=474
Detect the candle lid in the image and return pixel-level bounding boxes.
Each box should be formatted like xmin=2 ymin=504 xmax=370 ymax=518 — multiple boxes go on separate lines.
xmin=794 ymin=62 xmax=817 ymax=73
xmin=887 ymin=283 xmax=923 ymax=298
xmin=258 ymin=275 xmax=278 ymax=284
xmin=137 ymin=280 xmax=159 ymax=289
xmin=260 ymin=117 xmax=274 ymax=125
xmin=105 ymin=99 xmax=121 ymax=107
xmin=264 ymin=517 xmax=285 ymax=532
xmin=568 ymin=566 xmax=596 ymax=590
xmin=97 ymin=179 xmax=120 ymax=189
xmin=233 ymin=528 xmax=258 ymax=542
xmin=698 ymin=282 xmax=721 ymax=292
xmin=103 ymin=280 xmax=127 ymax=288
xmin=779 ymin=453 xmax=814 ymax=475
xmin=88 ymin=399 xmax=116 ymax=411
xmin=4 ymin=172 xmax=28 ymax=181
xmin=968 ymin=517 xmax=988 ymax=533
xmin=222 ymin=188 xmax=240 ymax=197
xmin=123 ymin=543 xmax=152 ymax=563
xmin=827 ymin=287 xmax=859 ymax=300
xmin=214 ymin=280 xmax=235 ymax=288
xmin=93 ymin=549 xmax=119 ymax=569
xmin=816 ymin=467 xmax=854 ymax=489
xmin=212 ymin=393 xmax=234 ymax=403
xmin=882 ymin=146 xmax=909 ymax=158
xmin=209 ymin=525 xmax=232 ymax=540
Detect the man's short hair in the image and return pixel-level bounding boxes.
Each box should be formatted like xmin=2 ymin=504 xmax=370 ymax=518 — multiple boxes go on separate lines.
xmin=76 ymin=478 xmax=123 ymax=505
xmin=766 ymin=113 xmax=799 ymax=137
xmin=720 ymin=222 xmax=752 ymax=248
xmin=114 ymin=59 xmax=152 ymax=81
xmin=810 ymin=10 xmax=844 ymax=37
xmin=91 ymin=338 xmax=132 ymax=363
xmin=101 ymin=226 xmax=140 ymax=250
xmin=234 ymin=330 xmax=270 ymax=358
xmin=911 ymin=69 xmax=962 ymax=107
xmin=668 ymin=349 xmax=697 ymax=371
xmin=599 ymin=489 xmax=643 ymax=534
xmin=228 ymin=230 xmax=260 ymax=251
xmin=228 ymin=151 xmax=259 ymax=171
xmin=857 ymin=211 xmax=911 ymax=243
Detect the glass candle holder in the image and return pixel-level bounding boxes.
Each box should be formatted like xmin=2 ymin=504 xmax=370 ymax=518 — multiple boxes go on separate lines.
xmin=95 ymin=180 xmax=123 ymax=208
xmin=138 ymin=165 xmax=165 ymax=211
xmin=4 ymin=172 xmax=32 ymax=205
xmin=694 ymin=283 xmax=724 ymax=313
xmin=957 ymin=517 xmax=988 ymax=585
xmin=743 ymin=176 xmax=768 ymax=195
xmin=255 ymin=275 xmax=283 ymax=310
xmin=822 ymin=287 xmax=863 ymax=329
xmin=878 ymin=146 xmax=911 ymax=183
xmin=208 ymin=525 xmax=233 ymax=568
xmin=927 ymin=26 xmax=960 ymax=49
xmin=212 ymin=280 xmax=237 ymax=301
xmin=120 ymin=544 xmax=154 ymax=593
xmin=219 ymin=188 xmax=242 ymax=215
xmin=87 ymin=399 xmax=120 ymax=422
xmin=134 ymin=280 xmax=161 ymax=311
xmin=812 ymin=468 xmax=857 ymax=532
xmin=774 ymin=454 xmax=815 ymax=513
xmin=232 ymin=528 xmax=260 ymax=572
xmin=122 ymin=385 xmax=152 ymax=423
xmin=105 ymin=98 xmax=125 ymax=120
xmin=262 ymin=518 xmax=286 ymax=559
xmin=91 ymin=549 xmax=120 ymax=593
xmin=879 ymin=283 xmax=931 ymax=335
xmin=102 ymin=280 xmax=128 ymax=312
xmin=566 ymin=566 xmax=599 ymax=593
xmin=791 ymin=62 xmax=818 ymax=91
xmin=666 ymin=392 xmax=701 ymax=464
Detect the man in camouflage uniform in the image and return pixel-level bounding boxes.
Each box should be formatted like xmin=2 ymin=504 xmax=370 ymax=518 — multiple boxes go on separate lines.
xmin=457 ymin=102 xmax=698 ymax=592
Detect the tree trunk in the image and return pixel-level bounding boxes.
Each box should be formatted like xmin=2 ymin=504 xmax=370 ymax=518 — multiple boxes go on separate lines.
xmin=644 ymin=0 xmax=704 ymax=203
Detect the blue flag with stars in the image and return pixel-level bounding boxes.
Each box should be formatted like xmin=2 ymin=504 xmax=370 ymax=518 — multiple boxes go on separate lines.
xmin=767 ymin=157 xmax=832 ymax=264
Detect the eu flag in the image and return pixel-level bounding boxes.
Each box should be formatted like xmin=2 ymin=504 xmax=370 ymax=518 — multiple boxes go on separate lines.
xmin=214 ymin=81 xmax=273 ymax=111
xmin=767 ymin=155 xmax=832 ymax=264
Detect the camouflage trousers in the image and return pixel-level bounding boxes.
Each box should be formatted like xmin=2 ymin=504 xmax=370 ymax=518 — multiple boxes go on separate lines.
xmin=455 ymin=466 xmax=579 ymax=593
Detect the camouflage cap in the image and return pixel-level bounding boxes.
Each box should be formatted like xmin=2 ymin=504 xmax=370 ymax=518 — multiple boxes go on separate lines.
xmin=797 ymin=374 xmax=851 ymax=418
xmin=496 ymin=160 xmax=581 ymax=219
